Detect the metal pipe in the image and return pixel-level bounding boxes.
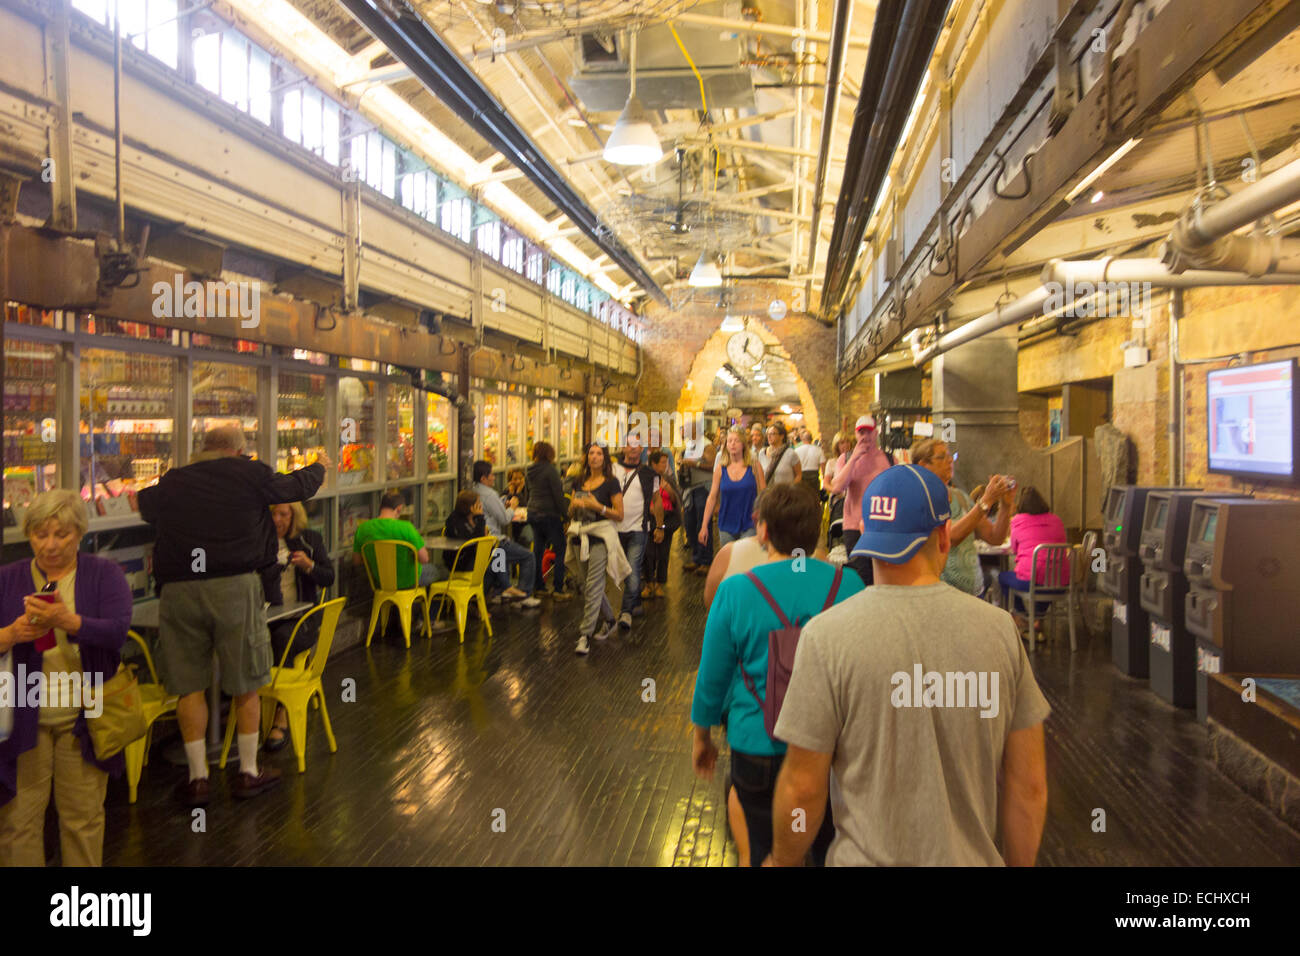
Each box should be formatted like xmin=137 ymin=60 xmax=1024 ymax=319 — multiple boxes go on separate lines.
xmin=1184 ymin=155 xmax=1300 ymax=243
xmin=912 ymin=286 xmax=1052 ymax=365
xmin=113 ymin=0 xmax=125 ymax=248
xmin=805 ymin=0 xmax=854 ymax=278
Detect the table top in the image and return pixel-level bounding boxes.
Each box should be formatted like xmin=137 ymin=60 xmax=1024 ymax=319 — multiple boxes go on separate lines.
xmin=975 ymin=542 xmax=1013 ymax=556
xmin=268 ymin=601 xmax=314 ymax=623
xmin=425 ymin=536 xmax=471 ymax=552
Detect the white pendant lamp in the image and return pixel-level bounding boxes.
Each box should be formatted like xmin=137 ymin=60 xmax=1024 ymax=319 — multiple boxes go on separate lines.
xmin=603 ymin=32 xmax=663 ymax=167
xmin=689 ymin=251 xmax=722 ymax=288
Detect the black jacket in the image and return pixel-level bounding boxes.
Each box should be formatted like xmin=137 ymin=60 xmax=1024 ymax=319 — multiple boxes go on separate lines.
xmin=260 ymin=528 xmax=335 ymax=607
xmin=525 ymin=460 xmax=566 ymax=518
xmin=443 ymin=512 xmax=486 ymax=572
xmin=138 ymin=456 xmax=325 ymax=586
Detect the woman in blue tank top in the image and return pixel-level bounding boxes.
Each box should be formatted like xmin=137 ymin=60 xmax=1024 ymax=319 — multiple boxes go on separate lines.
xmin=699 ymin=426 xmax=767 ymax=546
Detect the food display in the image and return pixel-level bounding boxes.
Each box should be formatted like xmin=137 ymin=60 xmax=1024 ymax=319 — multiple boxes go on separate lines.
xmin=277 ymin=370 xmax=327 ymax=472
xmin=192 ymin=361 xmax=258 ymax=458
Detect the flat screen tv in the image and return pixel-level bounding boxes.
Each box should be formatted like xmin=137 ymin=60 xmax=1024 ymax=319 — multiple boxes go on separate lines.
xmin=1206 ymin=358 xmax=1298 ymax=480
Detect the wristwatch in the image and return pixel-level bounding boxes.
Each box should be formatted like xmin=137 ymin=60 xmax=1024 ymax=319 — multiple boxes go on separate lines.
xmin=977 ymin=500 xmax=990 ymax=513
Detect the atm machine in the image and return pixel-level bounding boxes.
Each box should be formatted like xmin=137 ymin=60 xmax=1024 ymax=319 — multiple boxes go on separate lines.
xmin=1101 ymin=485 xmax=1185 ymax=678
xmin=1184 ymin=498 xmax=1300 ymax=724
xmin=1138 ymin=491 xmax=1248 ymax=707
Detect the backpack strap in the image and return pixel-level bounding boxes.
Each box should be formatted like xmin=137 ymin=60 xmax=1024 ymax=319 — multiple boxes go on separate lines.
xmin=744 ymin=571 xmax=792 ymax=629
xmin=821 ymin=565 xmax=844 ymax=611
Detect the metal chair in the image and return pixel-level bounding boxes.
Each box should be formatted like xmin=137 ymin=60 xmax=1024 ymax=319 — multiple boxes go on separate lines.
xmin=360 ymin=539 xmax=433 ymax=648
xmin=1008 ymin=543 xmax=1076 ymax=652
xmin=121 ymin=630 xmax=179 ymax=803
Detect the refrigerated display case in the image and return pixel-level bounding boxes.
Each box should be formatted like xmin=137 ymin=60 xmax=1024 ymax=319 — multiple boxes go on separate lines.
xmin=80 ymin=348 xmax=176 ymax=516
xmin=559 ymin=402 xmax=574 ymax=461
xmin=482 ymin=393 xmax=501 ymax=467
xmin=505 ymin=394 xmax=522 ymax=467
xmin=4 ymin=340 xmax=60 ymax=527
xmin=386 ymin=382 xmax=415 ymax=481
xmin=426 ymin=392 xmax=452 ymax=477
xmin=276 ymin=369 xmax=327 ymax=472
xmin=337 ymin=376 xmax=377 ymax=486
xmin=540 ymin=398 xmax=555 ymax=457
xmin=192 ymin=360 xmax=259 ymax=456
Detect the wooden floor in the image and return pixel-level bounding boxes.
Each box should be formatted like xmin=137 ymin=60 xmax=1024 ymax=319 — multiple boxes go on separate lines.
xmin=100 ymin=545 xmax=1300 ymax=866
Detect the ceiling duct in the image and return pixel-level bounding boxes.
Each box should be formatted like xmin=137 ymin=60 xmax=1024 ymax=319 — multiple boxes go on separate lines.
xmin=570 ymin=20 xmax=755 ymax=113
xmin=338 ymin=0 xmax=667 ymax=305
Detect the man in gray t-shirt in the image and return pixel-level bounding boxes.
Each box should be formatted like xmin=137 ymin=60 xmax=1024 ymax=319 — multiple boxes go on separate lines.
xmin=771 ymin=464 xmax=1050 ymax=866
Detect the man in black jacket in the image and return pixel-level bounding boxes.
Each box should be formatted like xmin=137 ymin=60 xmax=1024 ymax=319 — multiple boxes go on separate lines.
xmin=137 ymin=425 xmax=329 ymax=808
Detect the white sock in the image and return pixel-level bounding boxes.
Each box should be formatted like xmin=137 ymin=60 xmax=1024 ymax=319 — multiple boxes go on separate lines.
xmin=184 ymin=739 xmax=209 ymax=782
xmin=237 ymin=732 xmax=260 ymax=777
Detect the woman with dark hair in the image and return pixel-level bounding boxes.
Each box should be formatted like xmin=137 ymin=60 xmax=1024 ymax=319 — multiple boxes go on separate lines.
xmin=757 ymin=421 xmax=802 ymax=486
xmin=443 ymin=490 xmax=487 ymax=573
xmin=690 ymin=483 xmax=864 ymax=866
xmin=526 ymin=441 xmax=570 ymax=601
xmin=566 ymin=442 xmax=628 ymax=655
xmin=999 ymin=485 xmax=1069 ymax=634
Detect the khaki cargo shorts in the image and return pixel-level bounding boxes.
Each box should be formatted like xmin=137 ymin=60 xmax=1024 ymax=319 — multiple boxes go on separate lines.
xmin=156 ymin=573 xmax=270 ymax=697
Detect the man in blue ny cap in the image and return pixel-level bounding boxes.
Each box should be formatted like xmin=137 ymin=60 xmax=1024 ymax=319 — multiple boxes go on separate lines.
xmin=766 ymin=464 xmax=1051 ymax=866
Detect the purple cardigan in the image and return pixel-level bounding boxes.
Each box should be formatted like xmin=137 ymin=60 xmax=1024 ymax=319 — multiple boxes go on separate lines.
xmin=0 ymin=554 xmax=133 ymax=807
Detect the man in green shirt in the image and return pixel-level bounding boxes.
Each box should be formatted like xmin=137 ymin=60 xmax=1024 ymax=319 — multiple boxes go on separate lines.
xmin=352 ymin=493 xmax=443 ymax=589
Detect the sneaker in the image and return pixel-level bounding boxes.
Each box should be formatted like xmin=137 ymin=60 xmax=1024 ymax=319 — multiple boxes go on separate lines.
xmin=174 ymin=777 xmax=211 ymax=808
xmin=575 ymin=635 xmax=590 ymax=655
xmin=503 ymin=587 xmax=527 ymax=600
xmin=520 ymin=596 xmax=542 ymax=608
xmin=232 ymin=766 xmax=282 ymax=799
xmin=641 ymin=585 xmax=654 ymax=600
xmin=653 ymin=583 xmax=666 ymax=599
xmin=594 ymin=620 xmax=615 ymax=641
xmin=618 ymin=611 xmax=632 ymax=630
xmin=552 ymin=589 xmax=573 ymax=602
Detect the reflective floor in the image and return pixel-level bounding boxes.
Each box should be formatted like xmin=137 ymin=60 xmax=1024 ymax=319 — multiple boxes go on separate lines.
xmin=100 ymin=546 xmax=1300 ymax=866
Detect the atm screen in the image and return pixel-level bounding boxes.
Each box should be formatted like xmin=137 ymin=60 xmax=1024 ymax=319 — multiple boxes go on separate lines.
xmin=1201 ymin=510 xmax=1219 ymax=543
xmin=1207 ymin=358 xmax=1296 ymax=479
xmin=1147 ymin=498 xmax=1169 ymax=531
xmin=1106 ymin=488 xmax=1126 ymax=532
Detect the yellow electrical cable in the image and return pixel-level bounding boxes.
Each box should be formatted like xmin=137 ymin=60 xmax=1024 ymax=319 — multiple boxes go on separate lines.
xmin=668 ymin=21 xmax=708 ymax=118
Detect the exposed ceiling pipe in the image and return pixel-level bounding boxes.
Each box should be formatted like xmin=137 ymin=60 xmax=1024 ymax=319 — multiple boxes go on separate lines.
xmin=338 ymin=0 xmax=667 ymax=306
xmin=823 ymin=0 xmax=948 ymax=319
xmin=1164 ymin=155 xmax=1300 ymax=275
xmin=911 ymin=257 xmax=1300 ymax=366
xmin=805 ymin=0 xmax=854 ymax=279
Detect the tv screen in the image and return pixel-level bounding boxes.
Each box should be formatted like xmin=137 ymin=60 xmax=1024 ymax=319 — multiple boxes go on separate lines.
xmin=1207 ymin=358 xmax=1297 ymax=479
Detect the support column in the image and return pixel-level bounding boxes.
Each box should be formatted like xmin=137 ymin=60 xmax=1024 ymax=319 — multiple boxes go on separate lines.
xmin=44 ymin=0 xmax=77 ymax=231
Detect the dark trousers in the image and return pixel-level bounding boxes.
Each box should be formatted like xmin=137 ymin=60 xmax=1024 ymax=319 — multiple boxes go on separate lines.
xmin=684 ymin=484 xmax=713 ymax=567
xmin=529 ymin=512 xmax=567 ymax=592
xmin=643 ymin=514 xmax=680 ymax=584
xmin=841 ymin=529 xmax=874 ymax=588
xmin=269 ymin=617 xmax=318 ymax=666
xmin=731 ymin=750 xmax=835 ymax=867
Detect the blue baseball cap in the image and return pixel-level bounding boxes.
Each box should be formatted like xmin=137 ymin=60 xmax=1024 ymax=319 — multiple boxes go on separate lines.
xmin=851 ymin=464 xmax=952 ymax=564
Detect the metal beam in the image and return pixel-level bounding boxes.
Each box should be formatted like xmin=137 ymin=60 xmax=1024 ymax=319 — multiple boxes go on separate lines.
xmin=337 ymin=0 xmax=667 ymax=305
xmin=44 ymin=0 xmax=76 ymax=230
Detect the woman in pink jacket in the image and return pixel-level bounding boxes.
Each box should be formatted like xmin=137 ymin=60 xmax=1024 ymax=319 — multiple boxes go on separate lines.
xmin=999 ymin=485 xmax=1069 ymax=633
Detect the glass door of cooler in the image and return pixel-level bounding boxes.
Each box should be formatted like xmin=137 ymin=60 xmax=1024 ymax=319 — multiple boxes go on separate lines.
xmin=276 ymin=369 xmax=328 ymax=472
xmin=4 ymin=340 xmax=61 ymax=529
xmin=80 ymin=348 xmax=177 ymax=518
xmin=337 ymin=376 xmax=377 ymax=486
xmin=481 ymin=393 xmax=501 ymax=467
xmin=505 ymin=394 xmax=523 ymax=468
xmin=192 ymin=360 xmax=260 ymax=457
xmin=385 ymin=383 xmax=415 ymax=482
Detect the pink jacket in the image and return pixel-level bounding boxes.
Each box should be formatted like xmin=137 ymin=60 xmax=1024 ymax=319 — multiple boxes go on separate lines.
xmin=829 ymin=435 xmax=892 ymax=532
xmin=1010 ymin=512 xmax=1069 ymax=584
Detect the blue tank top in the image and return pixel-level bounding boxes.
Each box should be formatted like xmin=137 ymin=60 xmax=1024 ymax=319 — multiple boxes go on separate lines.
xmin=718 ymin=464 xmax=758 ymax=535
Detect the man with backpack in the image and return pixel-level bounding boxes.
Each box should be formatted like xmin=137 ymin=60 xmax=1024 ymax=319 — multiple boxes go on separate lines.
xmin=690 ymin=483 xmax=864 ymax=866
xmin=768 ymin=464 xmax=1050 ymax=866
xmin=610 ymin=437 xmax=663 ymax=630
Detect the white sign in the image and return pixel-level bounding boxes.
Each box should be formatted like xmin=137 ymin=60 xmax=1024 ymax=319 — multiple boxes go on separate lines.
xmin=1150 ymin=622 xmax=1171 ymax=652
xmin=1113 ymin=601 xmax=1128 ymax=625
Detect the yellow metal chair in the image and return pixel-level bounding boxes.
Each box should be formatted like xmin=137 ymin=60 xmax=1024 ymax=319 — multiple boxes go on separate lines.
xmin=220 ymin=597 xmax=346 ymax=774
xmin=360 ymin=539 xmax=433 ymax=648
xmin=428 ymin=535 xmax=497 ymax=643
xmin=122 ymin=630 xmax=180 ymax=804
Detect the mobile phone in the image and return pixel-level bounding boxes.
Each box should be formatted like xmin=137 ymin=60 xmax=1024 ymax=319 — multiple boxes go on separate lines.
xmin=32 ymin=583 xmax=57 ymax=652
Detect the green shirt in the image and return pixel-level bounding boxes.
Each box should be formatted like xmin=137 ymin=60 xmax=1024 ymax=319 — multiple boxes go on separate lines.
xmin=352 ymin=518 xmax=424 ymax=589
xmin=942 ymin=488 xmax=981 ymax=595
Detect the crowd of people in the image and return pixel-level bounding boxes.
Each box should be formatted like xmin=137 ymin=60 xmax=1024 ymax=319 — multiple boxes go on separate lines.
xmin=0 ymin=415 xmax=1066 ymax=867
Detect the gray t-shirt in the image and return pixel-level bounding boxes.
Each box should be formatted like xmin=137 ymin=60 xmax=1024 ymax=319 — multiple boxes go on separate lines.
xmin=774 ymin=582 xmax=1051 ymax=866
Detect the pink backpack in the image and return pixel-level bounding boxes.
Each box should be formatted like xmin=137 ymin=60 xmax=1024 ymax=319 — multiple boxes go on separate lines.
xmin=740 ymin=566 xmax=844 ymax=738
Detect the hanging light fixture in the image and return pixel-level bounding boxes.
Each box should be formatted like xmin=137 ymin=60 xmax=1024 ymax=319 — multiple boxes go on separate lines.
xmin=689 ymin=251 xmax=722 ymax=288
xmin=603 ymin=31 xmax=663 ymax=167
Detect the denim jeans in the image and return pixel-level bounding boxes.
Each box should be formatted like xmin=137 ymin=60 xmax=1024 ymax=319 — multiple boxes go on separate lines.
xmin=730 ymin=750 xmax=835 ymax=867
xmin=496 ymin=537 xmax=537 ymax=595
xmin=529 ymin=513 xmax=567 ymax=592
xmin=684 ymin=484 xmax=713 ymax=566
xmin=717 ymin=526 xmax=755 ymax=547
xmin=618 ymin=531 xmax=647 ymax=614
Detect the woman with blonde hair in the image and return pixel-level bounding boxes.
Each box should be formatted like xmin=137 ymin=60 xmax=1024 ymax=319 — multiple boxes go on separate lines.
xmin=0 ymin=488 xmax=132 ymax=865
xmin=262 ymin=500 xmax=334 ymax=752
xmin=698 ymin=426 xmax=767 ymax=550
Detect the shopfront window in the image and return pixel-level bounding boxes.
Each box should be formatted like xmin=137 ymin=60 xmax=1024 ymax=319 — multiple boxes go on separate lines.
xmin=505 ymin=394 xmax=522 ymax=467
xmin=277 ymin=370 xmax=327 ymax=472
xmin=386 ymin=383 xmax=415 ymax=481
xmin=338 ymin=376 xmax=377 ymax=486
xmin=4 ymin=341 xmax=62 ymax=528
xmin=192 ymin=360 xmax=260 ymax=457
xmin=481 ymin=393 xmax=501 ymax=467
xmin=425 ymin=480 xmax=454 ymax=535
xmin=540 ymin=399 xmax=555 ymax=456
xmin=80 ymin=348 xmax=176 ymax=515
xmin=427 ymin=392 xmax=453 ymax=476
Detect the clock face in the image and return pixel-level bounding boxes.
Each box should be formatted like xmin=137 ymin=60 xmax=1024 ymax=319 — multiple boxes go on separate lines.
xmin=727 ymin=331 xmax=765 ymax=369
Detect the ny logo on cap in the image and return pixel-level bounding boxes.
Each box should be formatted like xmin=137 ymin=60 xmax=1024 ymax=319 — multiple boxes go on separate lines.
xmin=869 ymin=495 xmax=897 ymax=522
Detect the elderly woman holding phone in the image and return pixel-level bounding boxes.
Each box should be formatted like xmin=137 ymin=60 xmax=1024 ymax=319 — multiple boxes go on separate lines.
xmin=0 ymin=489 xmax=132 ymax=866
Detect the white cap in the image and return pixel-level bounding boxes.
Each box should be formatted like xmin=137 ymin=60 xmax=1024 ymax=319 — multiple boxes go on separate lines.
xmin=855 ymin=415 xmax=876 ymax=431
